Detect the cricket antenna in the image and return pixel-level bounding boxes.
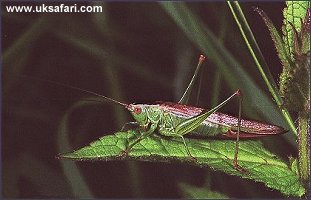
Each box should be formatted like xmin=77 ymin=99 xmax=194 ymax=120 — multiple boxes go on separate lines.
xmin=19 ymin=75 xmax=128 ymax=107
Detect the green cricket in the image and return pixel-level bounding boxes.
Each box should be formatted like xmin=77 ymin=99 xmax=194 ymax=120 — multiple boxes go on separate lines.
xmin=42 ymin=54 xmax=287 ymax=171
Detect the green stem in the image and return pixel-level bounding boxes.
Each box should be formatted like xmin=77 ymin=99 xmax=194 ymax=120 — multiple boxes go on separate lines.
xmin=298 ymin=114 xmax=310 ymax=186
xmin=227 ymin=2 xmax=297 ymax=136
xmin=211 ymin=70 xmax=221 ymax=107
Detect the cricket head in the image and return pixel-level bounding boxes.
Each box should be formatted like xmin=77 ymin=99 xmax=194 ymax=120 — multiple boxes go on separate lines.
xmin=127 ymin=104 xmax=148 ymax=126
xmin=101 ymin=95 xmax=148 ymax=126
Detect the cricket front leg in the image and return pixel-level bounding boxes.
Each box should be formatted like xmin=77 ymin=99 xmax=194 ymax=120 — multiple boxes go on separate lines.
xmin=119 ymin=123 xmax=157 ymax=158
xmin=120 ymin=122 xmax=140 ymax=132
xmin=178 ymin=55 xmax=206 ymax=104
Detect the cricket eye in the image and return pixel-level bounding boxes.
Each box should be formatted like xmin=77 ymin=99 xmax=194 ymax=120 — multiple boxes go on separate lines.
xmin=134 ymin=107 xmax=142 ymax=114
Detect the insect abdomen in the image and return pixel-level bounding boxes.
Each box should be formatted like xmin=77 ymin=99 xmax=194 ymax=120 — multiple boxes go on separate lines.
xmin=191 ymin=122 xmax=229 ymax=137
xmin=161 ymin=111 xmax=228 ymax=137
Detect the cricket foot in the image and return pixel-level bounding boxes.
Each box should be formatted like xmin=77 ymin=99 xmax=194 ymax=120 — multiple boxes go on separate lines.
xmin=119 ymin=149 xmax=129 ymax=159
xmin=188 ymin=155 xmax=197 ymax=162
xmin=234 ymin=160 xmax=249 ymax=174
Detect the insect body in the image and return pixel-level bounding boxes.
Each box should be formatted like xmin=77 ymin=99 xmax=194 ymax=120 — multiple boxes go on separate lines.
xmin=115 ymin=55 xmax=286 ymax=171
xmin=129 ymin=101 xmax=285 ymax=139
xmin=124 ymin=92 xmax=286 ymax=169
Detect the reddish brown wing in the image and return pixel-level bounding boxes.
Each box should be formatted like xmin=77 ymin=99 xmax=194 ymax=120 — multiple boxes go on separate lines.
xmin=154 ymin=101 xmax=287 ymax=138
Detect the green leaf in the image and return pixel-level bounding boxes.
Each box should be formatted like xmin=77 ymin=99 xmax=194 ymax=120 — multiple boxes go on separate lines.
xmin=289 ymin=156 xmax=299 ymax=176
xmin=178 ymin=182 xmax=228 ymax=199
xmin=253 ymin=7 xmax=292 ymax=71
xmin=280 ymin=2 xmax=310 ymax=112
xmin=252 ymin=2 xmax=310 ymax=114
xmin=60 ymin=130 xmax=305 ymax=197
xmin=282 ymin=1 xmax=310 ymax=59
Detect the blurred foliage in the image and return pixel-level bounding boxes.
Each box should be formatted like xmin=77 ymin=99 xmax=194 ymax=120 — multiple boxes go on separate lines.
xmin=178 ymin=182 xmax=228 ymax=199
xmin=2 ymin=1 xmax=303 ymax=198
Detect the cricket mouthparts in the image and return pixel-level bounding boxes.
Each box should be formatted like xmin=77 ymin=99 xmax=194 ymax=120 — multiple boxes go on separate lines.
xmin=125 ymin=104 xmax=136 ymax=112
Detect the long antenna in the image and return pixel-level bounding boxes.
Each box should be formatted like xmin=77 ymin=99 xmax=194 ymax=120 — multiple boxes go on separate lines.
xmin=19 ymin=75 xmax=128 ymax=107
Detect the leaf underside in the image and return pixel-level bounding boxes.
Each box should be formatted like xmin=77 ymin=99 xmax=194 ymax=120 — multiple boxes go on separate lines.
xmin=59 ymin=130 xmax=305 ymax=197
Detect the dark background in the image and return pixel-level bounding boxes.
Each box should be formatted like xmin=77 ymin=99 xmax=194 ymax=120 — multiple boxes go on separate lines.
xmin=2 ymin=1 xmax=297 ymax=198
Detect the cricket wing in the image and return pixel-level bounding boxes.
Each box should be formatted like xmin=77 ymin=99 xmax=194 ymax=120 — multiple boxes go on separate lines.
xmin=155 ymin=102 xmax=287 ymax=138
xmin=207 ymin=112 xmax=288 ymax=138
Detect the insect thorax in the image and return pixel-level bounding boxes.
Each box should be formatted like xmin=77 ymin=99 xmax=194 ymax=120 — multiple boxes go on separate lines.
xmin=145 ymin=105 xmax=163 ymax=124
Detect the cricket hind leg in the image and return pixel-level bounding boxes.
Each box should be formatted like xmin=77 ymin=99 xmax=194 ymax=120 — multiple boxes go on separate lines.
xmin=233 ymin=90 xmax=248 ymax=174
xmin=164 ymin=90 xmax=242 ymax=162
xmin=179 ymin=88 xmax=247 ymax=172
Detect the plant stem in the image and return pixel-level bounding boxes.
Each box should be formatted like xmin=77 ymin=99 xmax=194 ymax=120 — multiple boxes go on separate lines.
xmin=298 ymin=114 xmax=310 ymax=187
xmin=227 ymin=1 xmax=297 ymax=136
